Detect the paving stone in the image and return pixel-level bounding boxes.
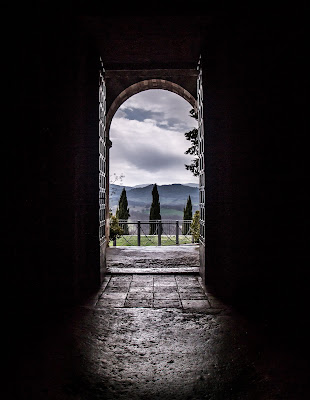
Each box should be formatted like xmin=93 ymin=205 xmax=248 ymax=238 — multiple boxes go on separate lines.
xmin=181 ymin=300 xmax=211 ymax=310
xmin=96 ymin=299 xmax=125 ymax=308
xmin=179 ymin=293 xmax=207 ymax=300
xmin=177 ymin=286 xmax=202 ymax=291
xmin=129 ymin=286 xmax=153 ymax=293
xmin=177 ymin=281 xmax=201 ymax=287
xmin=104 ymin=286 xmax=130 ymax=293
xmin=154 ymin=281 xmax=177 ymax=286
xmin=154 ymin=276 xmax=176 ymax=281
xmin=100 ymin=292 xmax=128 ymax=299
xmin=124 ymin=299 xmax=153 ymax=308
xmin=153 ymin=299 xmax=182 ymax=308
xmin=109 ymin=280 xmax=131 ymax=286
xmin=154 ymin=286 xmax=178 ymax=293
xmin=127 ymin=293 xmax=153 ymax=300
xmin=110 ymin=275 xmax=132 ymax=281
xmin=175 ymin=277 xmax=198 ymax=283
xmin=130 ymin=281 xmax=154 ymax=287
xmin=154 ymin=292 xmax=180 ymax=300
xmin=132 ymin=275 xmax=153 ymax=281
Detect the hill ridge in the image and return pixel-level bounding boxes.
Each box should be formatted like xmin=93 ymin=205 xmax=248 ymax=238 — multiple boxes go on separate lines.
xmin=110 ymin=183 xmax=199 ymax=221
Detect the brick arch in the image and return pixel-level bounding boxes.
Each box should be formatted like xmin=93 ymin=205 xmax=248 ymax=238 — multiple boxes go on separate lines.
xmin=106 ymin=79 xmax=197 ymax=134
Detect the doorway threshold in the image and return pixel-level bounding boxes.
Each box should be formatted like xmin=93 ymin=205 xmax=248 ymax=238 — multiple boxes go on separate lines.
xmin=106 ymin=245 xmax=200 ymax=275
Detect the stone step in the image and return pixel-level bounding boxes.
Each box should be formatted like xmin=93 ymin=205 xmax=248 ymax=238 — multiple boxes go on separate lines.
xmin=107 ymin=267 xmax=200 ymax=274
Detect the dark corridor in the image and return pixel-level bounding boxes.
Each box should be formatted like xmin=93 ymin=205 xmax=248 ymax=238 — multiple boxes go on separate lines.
xmin=7 ymin=12 xmax=310 ymax=399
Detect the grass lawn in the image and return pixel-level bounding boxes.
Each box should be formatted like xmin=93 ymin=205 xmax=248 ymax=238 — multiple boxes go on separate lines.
xmin=109 ymin=235 xmax=195 ymax=246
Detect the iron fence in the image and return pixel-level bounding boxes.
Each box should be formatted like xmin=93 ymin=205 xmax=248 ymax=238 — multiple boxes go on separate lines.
xmin=112 ymin=220 xmax=195 ymax=246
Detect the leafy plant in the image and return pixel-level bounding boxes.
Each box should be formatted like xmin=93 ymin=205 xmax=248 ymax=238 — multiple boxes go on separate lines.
xmin=190 ymin=210 xmax=200 ymax=243
xmin=109 ymin=214 xmax=124 ymax=242
xmin=184 ymin=109 xmax=199 ymax=177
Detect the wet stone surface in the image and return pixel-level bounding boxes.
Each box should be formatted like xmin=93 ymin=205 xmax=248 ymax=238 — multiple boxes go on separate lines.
xmin=106 ymin=245 xmax=200 ymax=273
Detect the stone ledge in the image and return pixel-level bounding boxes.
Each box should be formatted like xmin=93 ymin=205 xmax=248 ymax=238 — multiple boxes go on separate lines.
xmin=107 ymin=267 xmax=200 ymax=274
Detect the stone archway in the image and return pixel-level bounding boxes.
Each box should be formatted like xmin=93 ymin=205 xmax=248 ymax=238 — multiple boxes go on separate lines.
xmin=103 ymin=73 xmax=205 ymax=280
xmin=106 ymin=79 xmax=197 ymax=135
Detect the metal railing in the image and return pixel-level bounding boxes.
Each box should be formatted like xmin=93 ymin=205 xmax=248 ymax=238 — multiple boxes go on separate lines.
xmin=112 ymin=220 xmax=195 ymax=246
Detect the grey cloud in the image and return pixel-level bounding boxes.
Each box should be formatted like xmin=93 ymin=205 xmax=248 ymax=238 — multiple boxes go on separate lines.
xmin=119 ymin=90 xmax=196 ymax=131
xmin=131 ymin=149 xmax=186 ymax=173
xmin=120 ymin=108 xmax=164 ymax=122
xmin=112 ymin=141 xmax=187 ymax=173
xmin=110 ymin=90 xmax=197 ymax=185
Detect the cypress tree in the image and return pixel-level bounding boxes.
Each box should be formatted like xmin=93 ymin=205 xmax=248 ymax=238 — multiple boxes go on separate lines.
xmin=149 ymin=184 xmax=161 ymax=234
xmin=116 ymin=188 xmax=130 ymax=234
xmin=182 ymin=195 xmax=193 ymax=234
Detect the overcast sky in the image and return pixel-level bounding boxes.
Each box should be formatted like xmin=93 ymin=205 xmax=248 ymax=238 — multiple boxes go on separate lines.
xmin=109 ymin=89 xmax=198 ymax=187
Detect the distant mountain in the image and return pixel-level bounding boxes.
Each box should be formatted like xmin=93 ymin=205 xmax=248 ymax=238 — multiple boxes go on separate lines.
xmin=131 ymin=184 xmax=150 ymax=189
xmin=110 ymin=183 xmax=199 ymax=221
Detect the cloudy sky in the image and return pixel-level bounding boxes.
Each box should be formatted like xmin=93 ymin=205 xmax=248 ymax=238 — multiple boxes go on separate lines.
xmin=109 ymin=89 xmax=198 ymax=187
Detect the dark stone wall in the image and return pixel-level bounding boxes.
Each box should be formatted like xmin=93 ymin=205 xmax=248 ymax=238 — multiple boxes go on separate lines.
xmin=202 ymin=16 xmax=308 ymax=339
xmin=10 ymin=16 xmax=102 ymax=319
xmin=7 ymin=14 xmax=308 ymax=348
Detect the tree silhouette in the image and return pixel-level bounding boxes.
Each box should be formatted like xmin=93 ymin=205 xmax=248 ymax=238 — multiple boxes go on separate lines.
xmin=184 ymin=109 xmax=199 ymax=177
xmin=149 ymin=184 xmax=161 ymax=235
xmin=116 ymin=188 xmax=130 ymax=234
xmin=183 ymin=195 xmax=193 ymax=234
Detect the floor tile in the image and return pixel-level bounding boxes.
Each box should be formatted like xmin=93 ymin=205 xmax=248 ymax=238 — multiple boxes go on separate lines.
xmin=96 ymin=299 xmax=125 ymax=308
xmin=178 ymin=288 xmax=205 ymax=294
xmin=124 ymin=299 xmax=153 ymax=308
xmin=129 ymin=286 xmax=153 ymax=292
xmin=104 ymin=286 xmax=130 ymax=293
xmin=154 ymin=286 xmax=178 ymax=293
xmin=179 ymin=293 xmax=207 ymax=300
xmin=130 ymin=281 xmax=153 ymax=287
xmin=132 ymin=275 xmax=153 ymax=280
xmin=127 ymin=293 xmax=153 ymax=300
xmin=181 ymin=300 xmax=211 ymax=310
xmin=100 ymin=292 xmax=127 ymax=299
xmin=154 ymin=281 xmax=177 ymax=286
xmin=154 ymin=292 xmax=179 ymax=299
xmin=153 ymin=299 xmax=182 ymax=308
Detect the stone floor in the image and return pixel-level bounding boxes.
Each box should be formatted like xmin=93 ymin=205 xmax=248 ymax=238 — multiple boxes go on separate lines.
xmin=94 ymin=274 xmax=223 ymax=312
xmin=106 ymin=245 xmax=200 ymax=274
xmin=11 ymin=247 xmax=310 ymax=399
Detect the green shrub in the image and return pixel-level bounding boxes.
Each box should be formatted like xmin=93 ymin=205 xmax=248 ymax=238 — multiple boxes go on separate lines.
xmin=109 ymin=215 xmax=124 ymax=242
xmin=190 ymin=210 xmax=200 ymax=243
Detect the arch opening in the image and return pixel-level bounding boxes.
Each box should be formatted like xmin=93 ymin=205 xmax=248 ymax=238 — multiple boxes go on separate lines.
xmin=106 ymin=79 xmax=197 ymax=135
xmin=108 ymin=88 xmax=199 ymax=247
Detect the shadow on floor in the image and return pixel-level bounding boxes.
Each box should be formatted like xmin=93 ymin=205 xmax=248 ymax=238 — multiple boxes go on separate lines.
xmin=9 ymin=247 xmax=310 ymax=399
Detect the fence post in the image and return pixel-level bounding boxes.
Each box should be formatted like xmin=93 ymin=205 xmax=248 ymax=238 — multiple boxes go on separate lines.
xmin=158 ymin=221 xmax=161 ymax=246
xmin=176 ymin=221 xmax=179 ymax=245
xmin=137 ymin=221 xmax=141 ymax=246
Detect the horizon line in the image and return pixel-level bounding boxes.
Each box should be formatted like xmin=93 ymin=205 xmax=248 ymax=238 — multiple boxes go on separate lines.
xmin=110 ymin=182 xmax=199 ymax=186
